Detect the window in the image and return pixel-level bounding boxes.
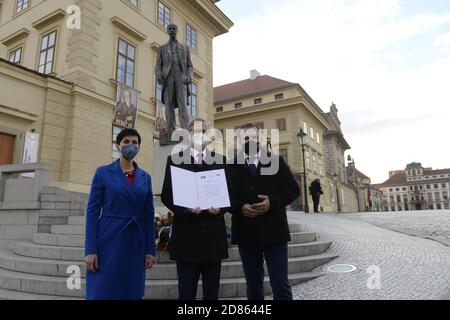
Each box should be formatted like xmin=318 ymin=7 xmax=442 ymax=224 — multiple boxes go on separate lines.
xmin=316 ymin=132 xmax=321 ymax=144
xmin=275 ymin=93 xmax=284 ymax=100
xmin=234 ymin=102 xmax=242 ymax=109
xmin=279 ymin=148 xmax=288 ymax=164
xmin=38 ymin=31 xmax=57 ymax=75
xmin=426 ymin=184 xmax=431 ymax=189
xmin=436 ymin=203 xmax=442 ymax=210
xmin=402 ymin=187 xmax=406 ymax=191
xmin=8 ymin=47 xmax=22 ymax=65
xmin=305 ymin=150 xmax=311 ymax=170
xmin=391 ymin=206 xmax=396 ymax=212
xmin=190 ymin=82 xmax=197 ymax=117
xmin=128 ymin=0 xmax=139 ymax=7
xmin=389 ymin=188 xmax=393 ymax=192
xmin=312 ymin=154 xmax=317 ymax=172
xmin=216 ymin=107 xmax=223 ymax=113
xmin=15 ymin=0 xmax=29 ymax=14
xmin=310 ymin=127 xmax=314 ymax=139
xmin=434 ymin=184 xmax=439 ymax=189
xmin=117 ymin=38 xmax=135 ymax=87
xmin=276 ymin=118 xmax=286 ymax=131
xmin=435 ymin=192 xmax=441 ymax=201
xmin=157 ymin=1 xmax=171 ymax=28
xmin=186 ymin=23 xmax=197 ymax=50
xmin=254 ymin=98 xmax=262 ymax=105
xmin=303 ymin=121 xmax=308 ymax=135
xmin=442 ymin=183 xmax=447 ymax=188
xmin=442 ymin=191 xmax=448 ymax=200
xmin=112 ymin=126 xmax=122 ymax=160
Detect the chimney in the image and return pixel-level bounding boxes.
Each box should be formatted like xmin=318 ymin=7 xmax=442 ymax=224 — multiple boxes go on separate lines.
xmin=250 ymin=69 xmax=261 ymax=80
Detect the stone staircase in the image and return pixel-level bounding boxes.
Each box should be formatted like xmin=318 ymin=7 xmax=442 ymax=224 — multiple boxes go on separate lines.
xmin=0 ymin=189 xmax=338 ymax=300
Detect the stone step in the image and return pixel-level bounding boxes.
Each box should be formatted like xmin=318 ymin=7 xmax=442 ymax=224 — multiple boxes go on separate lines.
xmin=67 ymin=216 xmax=85 ymax=225
xmin=0 ymin=247 xmax=337 ymax=280
xmin=0 ymin=287 xmax=82 ymax=300
xmin=33 ymin=233 xmax=84 ymax=247
xmin=32 ymin=231 xmax=316 ymax=249
xmin=51 ymin=225 xmax=84 ymax=235
xmin=51 ymin=223 xmax=302 ymax=236
xmin=0 ymin=266 xmax=323 ymax=299
xmin=14 ymin=238 xmax=330 ymax=265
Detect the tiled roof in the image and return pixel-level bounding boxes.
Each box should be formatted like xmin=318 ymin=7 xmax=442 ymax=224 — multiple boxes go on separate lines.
xmin=423 ymin=168 xmax=450 ymax=175
xmin=214 ymin=75 xmax=296 ymax=104
xmin=378 ymin=172 xmax=407 ymax=187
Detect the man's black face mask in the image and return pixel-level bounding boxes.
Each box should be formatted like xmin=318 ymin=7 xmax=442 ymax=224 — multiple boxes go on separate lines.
xmin=244 ymin=141 xmax=260 ymax=156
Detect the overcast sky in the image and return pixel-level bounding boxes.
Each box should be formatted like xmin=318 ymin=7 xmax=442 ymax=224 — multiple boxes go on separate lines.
xmin=213 ymin=0 xmax=450 ymax=184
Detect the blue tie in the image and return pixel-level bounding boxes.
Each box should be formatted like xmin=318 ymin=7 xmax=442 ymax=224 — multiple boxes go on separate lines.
xmin=248 ymin=163 xmax=258 ymax=177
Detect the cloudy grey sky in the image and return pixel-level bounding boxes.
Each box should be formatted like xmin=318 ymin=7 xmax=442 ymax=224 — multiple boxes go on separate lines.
xmin=213 ymin=0 xmax=450 ymax=184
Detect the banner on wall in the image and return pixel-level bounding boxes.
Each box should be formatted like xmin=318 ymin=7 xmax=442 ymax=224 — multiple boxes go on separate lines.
xmin=113 ymin=83 xmax=140 ymax=129
xmin=22 ymin=131 xmax=40 ymax=178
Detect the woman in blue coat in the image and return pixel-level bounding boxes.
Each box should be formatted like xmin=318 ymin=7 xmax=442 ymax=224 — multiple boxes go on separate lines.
xmin=85 ymin=128 xmax=156 ymax=300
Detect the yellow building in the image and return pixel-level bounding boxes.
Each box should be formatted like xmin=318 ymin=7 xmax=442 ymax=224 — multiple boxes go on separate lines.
xmin=213 ymin=71 xmax=359 ymax=212
xmin=0 ymin=0 xmax=233 ymax=192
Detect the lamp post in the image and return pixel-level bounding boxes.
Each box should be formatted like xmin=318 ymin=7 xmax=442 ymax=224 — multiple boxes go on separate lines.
xmin=333 ymin=173 xmax=341 ymax=212
xmin=297 ymin=128 xmax=309 ymax=213
xmin=347 ymin=155 xmax=361 ymax=212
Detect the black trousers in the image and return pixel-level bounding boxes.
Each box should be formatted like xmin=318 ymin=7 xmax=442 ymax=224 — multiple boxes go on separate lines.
xmin=176 ymin=261 xmax=222 ymax=300
xmin=312 ymin=195 xmax=320 ymax=212
xmin=239 ymin=243 xmax=292 ymax=300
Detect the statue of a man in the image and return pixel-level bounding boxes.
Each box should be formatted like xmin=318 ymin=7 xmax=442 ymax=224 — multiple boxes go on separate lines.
xmin=155 ymin=24 xmax=193 ymax=144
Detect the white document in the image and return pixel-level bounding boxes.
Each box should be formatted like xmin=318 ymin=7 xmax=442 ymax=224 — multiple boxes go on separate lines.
xmin=170 ymin=166 xmax=231 ymax=210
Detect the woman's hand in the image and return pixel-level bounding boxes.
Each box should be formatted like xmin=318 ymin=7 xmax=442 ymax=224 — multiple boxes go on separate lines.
xmin=85 ymin=254 xmax=99 ymax=272
xmin=145 ymin=255 xmax=155 ymax=269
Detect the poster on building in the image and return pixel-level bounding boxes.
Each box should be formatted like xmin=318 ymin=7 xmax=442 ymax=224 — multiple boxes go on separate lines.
xmin=21 ymin=131 xmax=40 ymax=178
xmin=113 ymin=83 xmax=140 ymax=129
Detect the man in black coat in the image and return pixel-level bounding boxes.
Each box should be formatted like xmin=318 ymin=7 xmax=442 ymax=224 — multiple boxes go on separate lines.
xmin=309 ymin=178 xmax=324 ymax=213
xmin=228 ymin=123 xmax=300 ymax=300
xmin=161 ymin=118 xmax=230 ymax=300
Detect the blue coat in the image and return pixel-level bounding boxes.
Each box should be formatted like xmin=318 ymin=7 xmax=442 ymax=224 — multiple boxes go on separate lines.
xmin=85 ymin=160 xmax=156 ymax=300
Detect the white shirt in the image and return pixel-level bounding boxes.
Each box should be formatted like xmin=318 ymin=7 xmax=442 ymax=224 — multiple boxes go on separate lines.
xmin=190 ymin=147 xmax=207 ymax=164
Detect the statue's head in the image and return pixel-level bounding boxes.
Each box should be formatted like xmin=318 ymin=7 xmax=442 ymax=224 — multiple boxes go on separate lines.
xmin=167 ymin=24 xmax=178 ymax=39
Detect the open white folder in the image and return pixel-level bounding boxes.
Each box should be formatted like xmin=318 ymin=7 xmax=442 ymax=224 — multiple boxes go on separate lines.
xmin=170 ymin=166 xmax=231 ymax=210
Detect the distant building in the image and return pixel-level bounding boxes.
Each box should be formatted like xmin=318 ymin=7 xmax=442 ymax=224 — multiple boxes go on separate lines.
xmin=378 ymin=162 xmax=450 ymax=211
xmin=347 ymin=166 xmax=383 ymax=212
xmin=213 ymin=72 xmax=359 ymax=212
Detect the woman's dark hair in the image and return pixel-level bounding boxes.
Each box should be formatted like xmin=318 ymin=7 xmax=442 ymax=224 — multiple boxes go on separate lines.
xmin=116 ymin=128 xmax=142 ymax=145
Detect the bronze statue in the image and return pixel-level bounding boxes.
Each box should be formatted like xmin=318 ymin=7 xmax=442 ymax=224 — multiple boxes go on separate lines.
xmin=155 ymin=24 xmax=193 ymax=145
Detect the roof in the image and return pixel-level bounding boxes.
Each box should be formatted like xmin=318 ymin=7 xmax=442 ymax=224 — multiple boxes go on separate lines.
xmin=214 ymin=75 xmax=296 ymax=104
xmin=0 ymin=58 xmax=73 ymax=86
xmin=378 ymin=172 xmax=407 ymax=187
xmin=347 ymin=166 xmax=370 ymax=181
xmin=423 ymin=168 xmax=450 ymax=175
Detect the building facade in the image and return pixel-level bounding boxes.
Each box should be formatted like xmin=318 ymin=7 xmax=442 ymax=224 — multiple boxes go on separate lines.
xmin=0 ymin=0 xmax=233 ymax=192
xmin=213 ymin=71 xmax=359 ymax=213
xmin=378 ymin=162 xmax=450 ymax=211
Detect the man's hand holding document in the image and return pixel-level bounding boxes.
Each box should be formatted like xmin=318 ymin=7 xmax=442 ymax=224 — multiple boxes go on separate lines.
xmin=170 ymin=166 xmax=231 ymax=210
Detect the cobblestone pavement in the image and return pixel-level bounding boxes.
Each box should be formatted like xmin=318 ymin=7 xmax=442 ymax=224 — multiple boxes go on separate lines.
xmin=332 ymin=210 xmax=450 ymax=246
xmin=286 ymin=211 xmax=450 ymax=300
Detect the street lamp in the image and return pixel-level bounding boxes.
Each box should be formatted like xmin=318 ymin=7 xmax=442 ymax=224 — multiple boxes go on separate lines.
xmin=347 ymin=155 xmax=361 ymax=212
xmin=297 ymin=128 xmax=309 ymax=213
xmin=332 ymin=173 xmax=341 ymax=212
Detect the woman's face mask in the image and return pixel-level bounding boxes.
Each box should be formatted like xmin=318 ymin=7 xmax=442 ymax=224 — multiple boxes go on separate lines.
xmin=120 ymin=143 xmax=139 ymax=160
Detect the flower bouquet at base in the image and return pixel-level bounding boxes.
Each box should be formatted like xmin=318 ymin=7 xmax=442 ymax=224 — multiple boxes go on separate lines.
xmin=154 ymin=211 xmax=173 ymax=263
